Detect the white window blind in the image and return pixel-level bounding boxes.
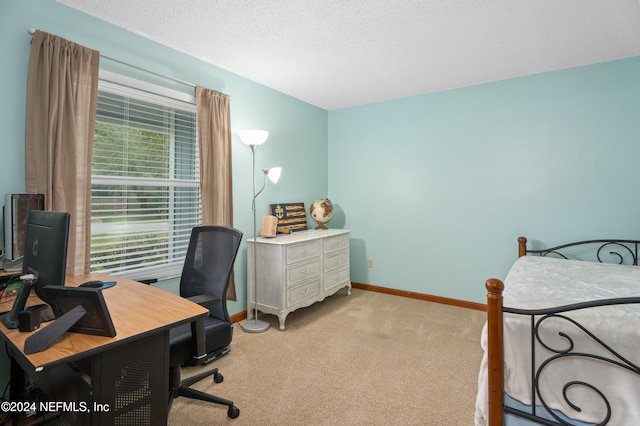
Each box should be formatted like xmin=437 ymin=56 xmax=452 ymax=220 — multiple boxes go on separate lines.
xmin=91 ymin=71 xmax=201 ymax=280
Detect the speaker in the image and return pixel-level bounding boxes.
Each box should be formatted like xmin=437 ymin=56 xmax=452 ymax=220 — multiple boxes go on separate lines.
xmin=260 ymin=215 xmax=278 ymax=238
xmin=19 ymin=309 xmax=42 ymax=332
xmin=3 ymin=193 xmax=44 ymax=261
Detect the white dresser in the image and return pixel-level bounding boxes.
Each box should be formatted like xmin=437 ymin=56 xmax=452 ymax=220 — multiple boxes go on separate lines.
xmin=247 ymin=228 xmax=351 ymax=330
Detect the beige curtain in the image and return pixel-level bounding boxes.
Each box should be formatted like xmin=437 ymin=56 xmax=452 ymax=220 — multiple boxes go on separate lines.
xmin=25 ymin=31 xmax=99 ymax=276
xmin=195 ymin=86 xmax=236 ymax=300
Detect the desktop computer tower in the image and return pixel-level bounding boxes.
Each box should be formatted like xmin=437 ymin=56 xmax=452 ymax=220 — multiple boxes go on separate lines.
xmin=4 ymin=193 xmax=44 ymax=261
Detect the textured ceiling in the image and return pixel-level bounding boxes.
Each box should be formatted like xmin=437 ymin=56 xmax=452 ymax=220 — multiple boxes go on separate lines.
xmin=56 ymin=0 xmax=640 ymax=110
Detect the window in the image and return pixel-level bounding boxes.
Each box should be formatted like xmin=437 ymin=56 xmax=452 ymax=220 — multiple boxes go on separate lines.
xmin=91 ymin=71 xmax=200 ymax=280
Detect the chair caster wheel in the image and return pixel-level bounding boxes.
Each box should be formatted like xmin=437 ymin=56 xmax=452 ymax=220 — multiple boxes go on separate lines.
xmin=214 ymin=372 xmax=224 ymax=383
xmin=228 ymin=405 xmax=240 ymax=418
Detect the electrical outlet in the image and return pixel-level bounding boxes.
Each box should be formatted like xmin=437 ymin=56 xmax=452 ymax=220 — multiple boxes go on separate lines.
xmin=368 ymin=258 xmax=374 ymax=268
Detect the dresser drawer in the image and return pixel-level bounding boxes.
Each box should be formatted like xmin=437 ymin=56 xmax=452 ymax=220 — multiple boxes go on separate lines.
xmin=323 ymin=233 xmax=349 ymax=254
xmin=286 ymin=260 xmax=321 ymax=287
xmin=323 ymin=249 xmax=349 ymax=272
xmin=286 ymin=240 xmax=321 ymax=264
xmin=286 ymin=279 xmax=321 ymax=307
xmin=324 ymin=266 xmax=350 ymax=291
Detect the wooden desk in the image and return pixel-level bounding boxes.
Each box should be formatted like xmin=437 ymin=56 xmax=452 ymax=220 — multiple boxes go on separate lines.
xmin=0 ymin=273 xmax=208 ymax=425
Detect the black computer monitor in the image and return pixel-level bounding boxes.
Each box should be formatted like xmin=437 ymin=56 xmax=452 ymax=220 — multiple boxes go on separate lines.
xmin=0 ymin=210 xmax=70 ymax=329
xmin=23 ymin=210 xmax=70 ymax=302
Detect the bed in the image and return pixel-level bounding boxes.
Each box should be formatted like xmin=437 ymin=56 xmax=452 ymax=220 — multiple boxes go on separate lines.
xmin=475 ymin=237 xmax=640 ymax=426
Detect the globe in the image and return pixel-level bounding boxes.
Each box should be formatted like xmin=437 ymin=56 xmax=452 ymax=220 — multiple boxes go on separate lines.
xmin=310 ymin=198 xmax=333 ymax=230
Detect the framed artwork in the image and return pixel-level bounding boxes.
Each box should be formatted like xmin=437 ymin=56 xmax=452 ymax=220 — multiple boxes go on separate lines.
xmin=269 ymin=202 xmax=308 ymax=234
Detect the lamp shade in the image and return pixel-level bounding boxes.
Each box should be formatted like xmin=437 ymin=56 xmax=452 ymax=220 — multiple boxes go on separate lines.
xmin=266 ymin=167 xmax=282 ymax=184
xmin=239 ymin=129 xmax=269 ymax=147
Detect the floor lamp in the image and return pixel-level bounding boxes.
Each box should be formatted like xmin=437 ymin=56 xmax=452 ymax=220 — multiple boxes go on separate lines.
xmin=239 ymin=130 xmax=282 ymax=333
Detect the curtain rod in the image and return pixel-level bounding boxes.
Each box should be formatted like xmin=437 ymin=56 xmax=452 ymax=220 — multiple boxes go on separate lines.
xmin=28 ymin=27 xmax=197 ymax=89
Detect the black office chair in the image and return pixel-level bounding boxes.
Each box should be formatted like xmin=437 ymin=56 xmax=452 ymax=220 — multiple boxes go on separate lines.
xmin=168 ymin=225 xmax=242 ymax=419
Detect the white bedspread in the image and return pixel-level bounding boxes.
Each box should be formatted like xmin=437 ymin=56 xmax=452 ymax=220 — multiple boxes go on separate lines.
xmin=475 ymin=256 xmax=640 ymax=425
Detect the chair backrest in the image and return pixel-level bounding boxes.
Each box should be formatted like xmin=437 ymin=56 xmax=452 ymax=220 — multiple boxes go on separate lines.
xmin=179 ymin=226 xmax=243 ymax=322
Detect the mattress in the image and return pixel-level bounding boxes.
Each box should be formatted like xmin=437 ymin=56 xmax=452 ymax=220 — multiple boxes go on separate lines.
xmin=475 ymin=256 xmax=640 ymax=425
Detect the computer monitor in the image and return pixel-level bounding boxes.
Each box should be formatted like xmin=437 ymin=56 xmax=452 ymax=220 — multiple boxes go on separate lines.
xmin=3 ymin=193 xmax=45 ymax=262
xmin=0 ymin=210 xmax=70 ymax=329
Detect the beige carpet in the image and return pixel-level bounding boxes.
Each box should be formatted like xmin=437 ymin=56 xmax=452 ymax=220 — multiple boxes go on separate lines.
xmin=169 ymin=288 xmax=487 ymax=425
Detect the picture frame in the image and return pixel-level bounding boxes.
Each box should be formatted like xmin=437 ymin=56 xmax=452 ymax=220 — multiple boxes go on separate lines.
xmin=269 ymin=202 xmax=308 ymax=234
xmin=44 ymin=285 xmax=117 ymax=337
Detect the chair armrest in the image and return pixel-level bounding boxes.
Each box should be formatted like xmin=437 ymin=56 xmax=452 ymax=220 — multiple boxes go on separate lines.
xmin=186 ymin=295 xmax=220 ymax=365
xmin=186 ymin=294 xmax=220 ymax=309
xmin=190 ymin=318 xmax=207 ymax=365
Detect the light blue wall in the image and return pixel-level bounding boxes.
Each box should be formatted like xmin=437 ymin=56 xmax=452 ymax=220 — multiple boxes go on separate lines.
xmin=328 ymin=56 xmax=640 ymax=303
xmin=2 ymin=0 xmax=639 ymax=359
xmin=0 ymin=0 xmax=328 ymax=318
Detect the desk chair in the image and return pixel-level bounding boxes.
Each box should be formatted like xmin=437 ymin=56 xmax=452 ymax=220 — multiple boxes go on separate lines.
xmin=168 ymin=226 xmax=242 ymax=419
